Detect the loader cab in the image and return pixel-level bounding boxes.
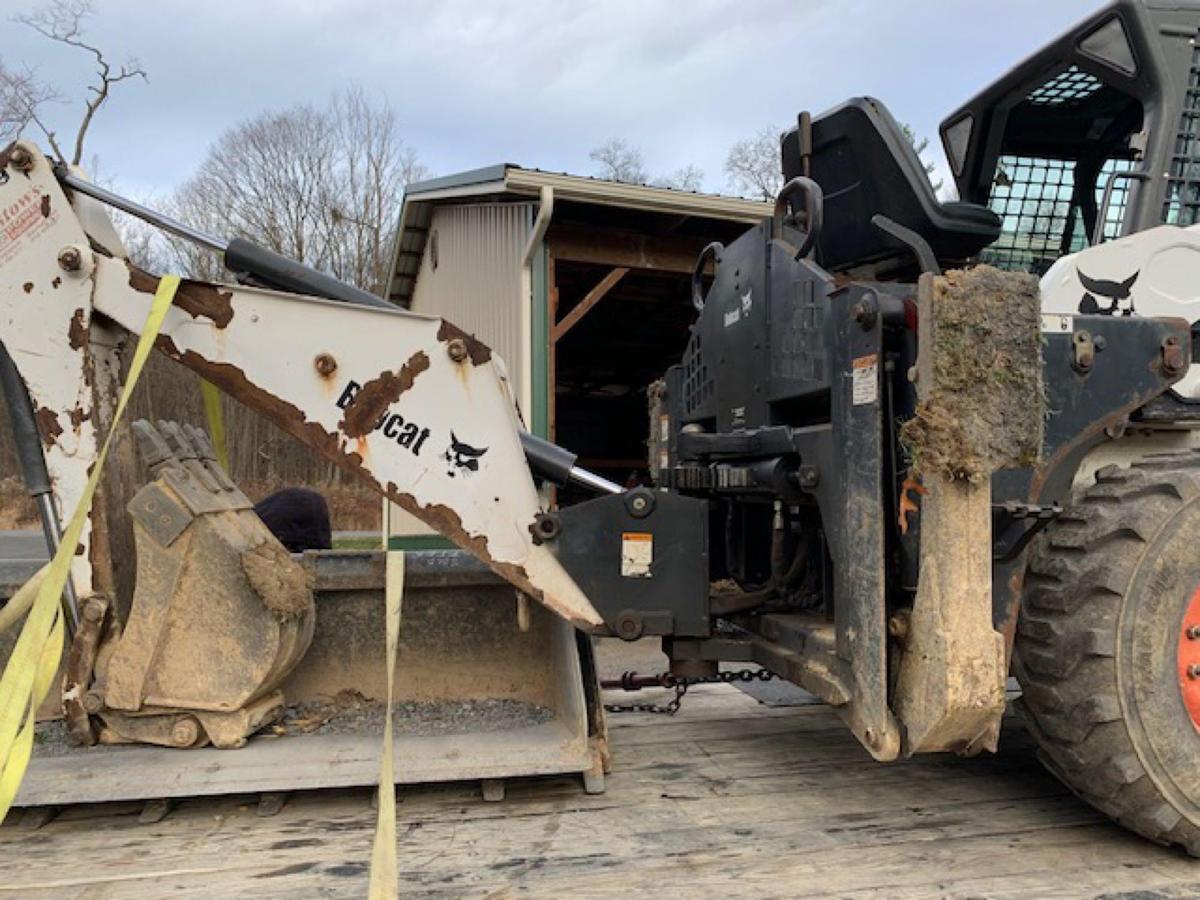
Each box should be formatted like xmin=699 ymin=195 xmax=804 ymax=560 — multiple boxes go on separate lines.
xmin=941 ymin=0 xmax=1200 ymax=275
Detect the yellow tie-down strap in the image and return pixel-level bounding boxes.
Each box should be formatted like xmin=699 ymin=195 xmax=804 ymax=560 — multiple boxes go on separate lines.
xmin=0 ymin=275 xmax=180 ymax=822
xmin=368 ymin=547 xmax=404 ymax=899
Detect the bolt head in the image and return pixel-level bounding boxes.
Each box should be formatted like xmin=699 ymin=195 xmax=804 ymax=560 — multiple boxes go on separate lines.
xmin=447 ymin=337 xmax=469 ymax=362
xmin=616 ymin=614 xmax=643 ymax=641
xmin=58 ymin=247 xmax=82 ymax=271
xmin=1188 ymin=624 xmax=1200 ymax=641
xmin=887 ymin=613 xmax=909 ymax=640
xmin=313 ymin=353 xmax=338 ymax=377
xmin=8 ymin=146 xmax=33 ymax=171
xmin=82 ymin=599 xmax=105 ymax=623
xmin=82 ymin=691 xmax=104 ymax=714
xmin=1189 ymin=664 xmax=1200 ymax=680
xmin=172 ymin=718 xmax=200 ymax=746
xmin=631 ymin=496 xmax=648 ymax=511
xmin=1163 ymin=336 xmax=1187 ymax=377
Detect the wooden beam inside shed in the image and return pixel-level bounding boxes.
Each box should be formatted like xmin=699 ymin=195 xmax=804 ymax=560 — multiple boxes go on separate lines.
xmin=549 ymin=225 xmax=715 ymax=274
xmin=552 ymin=267 xmax=629 ymax=342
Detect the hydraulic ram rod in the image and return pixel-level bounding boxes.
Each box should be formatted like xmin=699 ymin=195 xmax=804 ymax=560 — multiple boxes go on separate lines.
xmin=0 ymin=343 xmax=79 ymax=633
xmin=57 ymin=169 xmax=622 ymax=496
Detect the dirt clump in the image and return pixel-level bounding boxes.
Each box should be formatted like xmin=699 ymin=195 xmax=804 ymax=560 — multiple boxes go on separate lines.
xmin=900 ymin=266 xmax=1043 ymax=482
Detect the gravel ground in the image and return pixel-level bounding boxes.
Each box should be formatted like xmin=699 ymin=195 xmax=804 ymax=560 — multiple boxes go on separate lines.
xmin=30 ymin=693 xmax=553 ymax=756
xmin=279 ymin=692 xmax=553 ymax=737
xmin=32 ymin=719 xmax=77 ymax=758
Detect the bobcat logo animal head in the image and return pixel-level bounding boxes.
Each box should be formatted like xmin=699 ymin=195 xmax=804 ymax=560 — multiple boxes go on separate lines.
xmin=444 ymin=431 xmax=488 ymax=478
xmin=1077 ymin=269 xmax=1139 ymax=317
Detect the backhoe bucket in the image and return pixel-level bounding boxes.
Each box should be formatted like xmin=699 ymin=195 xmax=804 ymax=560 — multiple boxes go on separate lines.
xmin=68 ymin=420 xmax=316 ymax=750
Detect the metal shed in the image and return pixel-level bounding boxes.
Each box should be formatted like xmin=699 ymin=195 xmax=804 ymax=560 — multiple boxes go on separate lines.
xmin=383 ymin=165 xmax=771 ymax=543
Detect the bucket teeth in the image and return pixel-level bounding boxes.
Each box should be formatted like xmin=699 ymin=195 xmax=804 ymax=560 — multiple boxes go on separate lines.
xmin=156 ymin=420 xmax=197 ymax=460
xmin=131 ymin=419 xmax=173 ymax=470
xmin=183 ymin=423 xmax=239 ymax=493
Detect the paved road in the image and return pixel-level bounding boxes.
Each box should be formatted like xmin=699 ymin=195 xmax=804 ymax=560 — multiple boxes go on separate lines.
xmin=0 ymin=531 xmax=45 ymax=598
xmin=0 ymin=530 xmax=45 ymax=561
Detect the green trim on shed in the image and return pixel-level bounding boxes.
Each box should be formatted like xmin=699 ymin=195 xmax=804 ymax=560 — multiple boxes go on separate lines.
xmin=531 ymin=241 xmax=551 ymax=439
xmin=387 ymin=535 xmax=456 ymax=551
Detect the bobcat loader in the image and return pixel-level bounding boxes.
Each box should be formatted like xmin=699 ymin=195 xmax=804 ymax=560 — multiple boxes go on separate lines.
xmin=4 ymin=0 xmax=1200 ymax=856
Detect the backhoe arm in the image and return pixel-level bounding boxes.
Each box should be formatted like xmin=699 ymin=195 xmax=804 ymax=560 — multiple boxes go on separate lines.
xmin=0 ymin=140 xmax=601 ymax=627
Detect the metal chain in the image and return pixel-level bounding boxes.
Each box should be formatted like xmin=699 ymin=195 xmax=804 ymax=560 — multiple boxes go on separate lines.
xmin=601 ymin=668 xmax=778 ymax=715
xmin=603 ymin=680 xmax=690 ymax=716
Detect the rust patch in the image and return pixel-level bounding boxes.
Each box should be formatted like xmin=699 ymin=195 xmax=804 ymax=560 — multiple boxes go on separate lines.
xmin=40 ymin=194 xmax=50 ymax=218
xmin=159 ymin=338 xmax=377 ymax=494
xmin=35 ymin=407 xmax=63 ymax=447
xmin=128 ymin=264 xmax=234 ymax=328
xmin=436 ymin=320 xmax=491 ymax=366
xmin=68 ymin=405 xmax=90 ymax=429
xmin=68 ymin=308 xmax=88 ymax=351
xmin=22 ymin=282 xmax=33 ymax=294
xmin=340 ymin=351 xmax=431 ymax=437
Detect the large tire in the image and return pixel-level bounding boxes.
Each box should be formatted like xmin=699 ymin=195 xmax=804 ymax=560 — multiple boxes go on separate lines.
xmin=1014 ymin=452 xmax=1200 ymax=854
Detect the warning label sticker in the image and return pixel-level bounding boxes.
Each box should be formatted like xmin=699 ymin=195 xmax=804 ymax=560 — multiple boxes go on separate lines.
xmin=851 ymin=354 xmax=878 ymax=406
xmin=0 ymin=187 xmax=56 ymax=268
xmin=621 ymin=532 xmax=653 ymax=578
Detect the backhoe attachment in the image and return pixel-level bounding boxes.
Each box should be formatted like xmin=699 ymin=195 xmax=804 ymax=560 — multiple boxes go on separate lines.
xmin=70 ymin=421 xmax=315 ymax=749
xmin=0 ymin=140 xmax=605 ymax=803
xmin=0 ymin=139 xmax=601 ymax=630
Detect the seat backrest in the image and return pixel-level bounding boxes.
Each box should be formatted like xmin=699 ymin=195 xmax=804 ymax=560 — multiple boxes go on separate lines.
xmin=781 ymin=97 xmax=1001 ymax=271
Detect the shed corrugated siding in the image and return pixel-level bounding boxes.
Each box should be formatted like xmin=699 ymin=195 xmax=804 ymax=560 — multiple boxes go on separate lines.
xmin=410 ymin=202 xmax=533 ymax=400
xmin=391 ymin=202 xmax=533 ymax=540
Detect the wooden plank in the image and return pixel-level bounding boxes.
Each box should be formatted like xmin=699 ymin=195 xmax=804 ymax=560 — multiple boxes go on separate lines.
xmin=552 ymin=267 xmax=629 ymax=342
xmin=13 ymin=721 xmax=591 ymax=807
xmin=3 ymin=689 xmax=1197 ymax=898
xmin=549 ymin=225 xmax=715 ymax=274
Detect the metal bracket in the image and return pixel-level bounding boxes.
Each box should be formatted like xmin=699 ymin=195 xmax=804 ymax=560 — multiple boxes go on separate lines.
xmin=991 ymin=501 xmax=1062 ymax=563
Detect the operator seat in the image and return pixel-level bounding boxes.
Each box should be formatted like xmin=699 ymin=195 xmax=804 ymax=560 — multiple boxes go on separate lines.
xmin=782 ymin=97 xmax=1001 ymax=272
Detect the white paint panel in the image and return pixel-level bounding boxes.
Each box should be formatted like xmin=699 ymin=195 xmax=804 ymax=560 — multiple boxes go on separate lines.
xmin=1041 ymin=223 xmax=1200 ymax=397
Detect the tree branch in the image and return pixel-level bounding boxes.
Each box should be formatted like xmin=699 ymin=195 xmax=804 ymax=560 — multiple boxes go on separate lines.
xmin=13 ymin=0 xmax=148 ymax=164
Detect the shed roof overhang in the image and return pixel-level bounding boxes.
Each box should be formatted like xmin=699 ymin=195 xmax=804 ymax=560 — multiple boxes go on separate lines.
xmin=385 ymin=164 xmax=772 ymax=306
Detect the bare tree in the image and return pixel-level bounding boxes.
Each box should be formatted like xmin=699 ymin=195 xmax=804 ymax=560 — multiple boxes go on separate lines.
xmin=654 ymin=164 xmax=705 ymax=192
xmin=899 ymin=123 xmax=943 ymax=194
xmin=3 ymin=0 xmax=147 ymax=164
xmin=725 ymin=122 xmax=945 ymax=200
xmin=589 ymin=138 xmax=648 ymax=184
xmin=166 ymin=89 xmax=427 ymax=296
xmin=724 ymin=126 xmax=783 ymax=201
xmin=0 ymin=61 xmax=61 ymax=147
xmin=122 ymin=90 xmax=429 ymax=495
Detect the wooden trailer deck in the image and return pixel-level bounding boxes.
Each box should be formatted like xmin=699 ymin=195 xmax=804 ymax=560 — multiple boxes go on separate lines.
xmin=3 ymin=657 xmax=1200 ymax=899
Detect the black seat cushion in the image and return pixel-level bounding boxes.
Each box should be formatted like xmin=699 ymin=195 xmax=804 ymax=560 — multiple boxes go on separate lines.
xmin=782 ymin=97 xmax=1001 ymax=271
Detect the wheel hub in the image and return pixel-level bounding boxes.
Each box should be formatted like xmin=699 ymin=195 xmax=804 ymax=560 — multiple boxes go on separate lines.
xmin=1178 ymin=583 xmax=1200 ymax=731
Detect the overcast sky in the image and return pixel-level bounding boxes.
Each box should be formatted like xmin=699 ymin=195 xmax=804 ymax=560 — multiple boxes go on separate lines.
xmin=0 ymin=0 xmax=1104 ymax=200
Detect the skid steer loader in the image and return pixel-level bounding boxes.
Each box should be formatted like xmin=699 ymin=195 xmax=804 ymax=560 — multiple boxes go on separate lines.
xmin=4 ymin=0 xmax=1200 ymax=856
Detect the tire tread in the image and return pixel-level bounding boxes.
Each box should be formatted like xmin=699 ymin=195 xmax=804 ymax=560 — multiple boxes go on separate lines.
xmin=1014 ymin=452 xmax=1200 ymax=854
